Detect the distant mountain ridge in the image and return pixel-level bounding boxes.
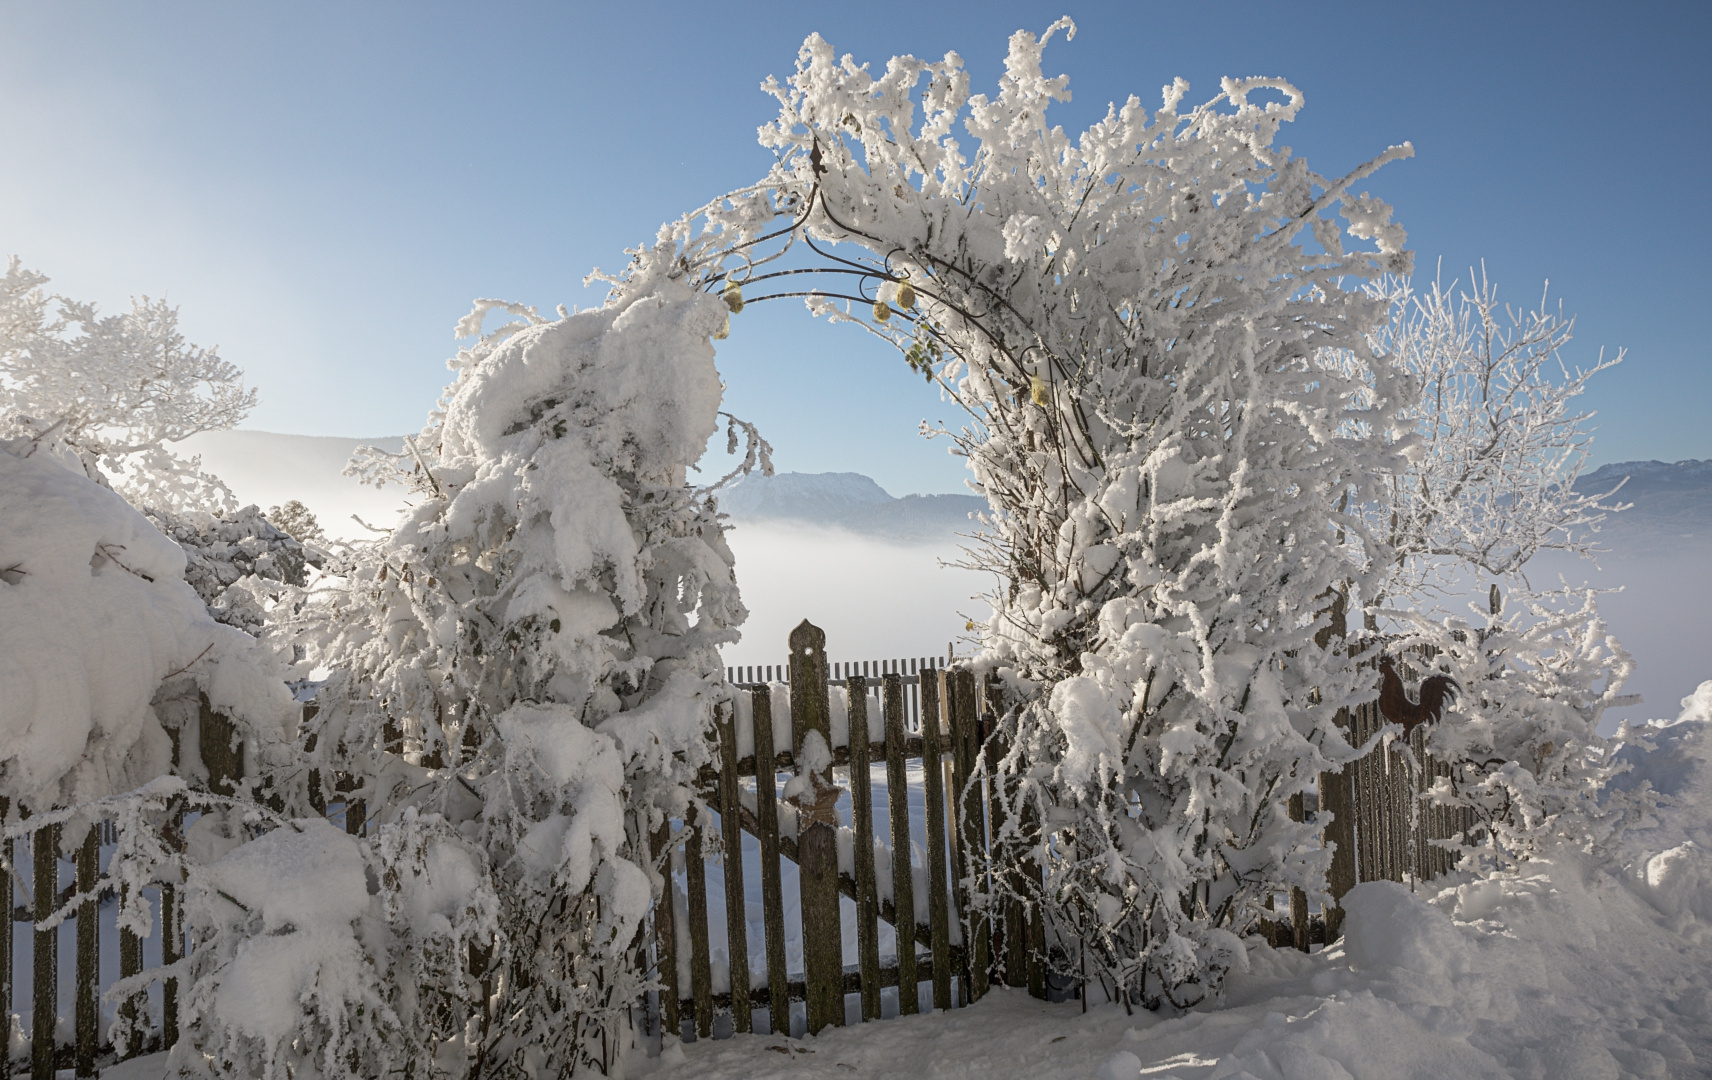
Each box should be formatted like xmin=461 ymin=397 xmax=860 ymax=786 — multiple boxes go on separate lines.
xmin=1577 ymin=459 xmax=1711 ymax=547
xmin=718 ymin=471 xmax=985 ymax=542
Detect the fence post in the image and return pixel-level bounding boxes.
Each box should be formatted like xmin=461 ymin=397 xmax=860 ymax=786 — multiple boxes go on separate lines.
xmin=649 ymin=819 xmax=680 ymax=1042
xmin=0 ymin=798 xmax=9 ymax=1080
xmin=1287 ymin=793 xmax=1310 ymax=952
xmin=918 ymin=672 xmax=953 ymax=1011
xmin=949 ymin=669 xmax=988 ymax=1003
xmin=33 ymin=820 xmax=60 ymax=1080
xmin=748 ymin=686 xmax=790 ymax=1034
xmin=684 ymin=807 xmax=714 ymax=1040
xmin=713 ymin=703 xmax=752 ymax=1035
xmin=845 ymin=676 xmax=883 ymax=1022
xmin=787 ymin=620 xmax=843 ymax=1035
xmin=75 ymin=825 xmax=97 ymax=1076
xmin=1321 ymin=708 xmax=1357 ymax=943
xmin=883 ymin=673 xmax=920 ymax=1015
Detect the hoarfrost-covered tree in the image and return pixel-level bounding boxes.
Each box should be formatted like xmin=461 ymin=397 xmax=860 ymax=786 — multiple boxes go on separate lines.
xmin=0 ymin=255 xmax=254 ymax=517
xmin=649 ymin=20 xmax=1419 ymax=1008
xmin=1339 ymin=270 xmax=1639 ymax=870
xmin=1358 ymin=269 xmax=1626 ymax=600
xmin=241 ymin=273 xmax=769 ymax=1075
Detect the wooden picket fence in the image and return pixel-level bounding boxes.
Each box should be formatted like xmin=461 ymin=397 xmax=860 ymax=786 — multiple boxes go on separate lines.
xmin=1 ymin=630 xmax=1485 ymax=1073
xmin=1265 ymin=698 xmax=1483 ymax=950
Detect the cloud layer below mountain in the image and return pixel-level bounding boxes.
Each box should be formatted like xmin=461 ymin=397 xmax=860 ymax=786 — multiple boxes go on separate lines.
xmin=181 ymin=432 xmax=1705 ymax=725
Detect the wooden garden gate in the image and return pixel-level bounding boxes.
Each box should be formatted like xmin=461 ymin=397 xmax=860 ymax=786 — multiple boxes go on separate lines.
xmin=652 ymin=618 xmax=1047 ymax=1041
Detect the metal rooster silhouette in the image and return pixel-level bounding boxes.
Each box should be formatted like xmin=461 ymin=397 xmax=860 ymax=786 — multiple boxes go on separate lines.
xmin=1378 ymin=655 xmax=1460 ymax=739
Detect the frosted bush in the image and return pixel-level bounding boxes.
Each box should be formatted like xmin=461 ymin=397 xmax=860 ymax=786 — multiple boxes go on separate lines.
xmin=0 ymin=435 xmax=294 ymax=813
xmin=285 ymin=264 xmax=766 ymax=1073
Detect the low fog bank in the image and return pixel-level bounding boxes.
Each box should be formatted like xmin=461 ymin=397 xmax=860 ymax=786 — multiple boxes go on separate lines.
xmin=180 ymin=429 xmax=409 ymax=540
xmin=180 ymin=432 xmax=1702 ymax=722
xmin=1527 ymin=544 xmax=1712 ymax=732
xmin=720 ymin=520 xmax=992 ymax=672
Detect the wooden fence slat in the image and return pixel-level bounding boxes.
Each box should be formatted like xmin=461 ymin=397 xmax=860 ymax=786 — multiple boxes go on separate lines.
xmin=749 ymin=687 xmax=790 ymax=1035
xmin=1021 ymin=796 xmax=1047 ymax=999
xmin=919 ymin=672 xmax=952 ymax=1012
xmin=1287 ymin=792 xmax=1310 ymax=952
xmin=950 ymin=670 xmax=988 ymax=1003
xmin=714 ymin=704 xmax=752 ymax=1035
xmin=1356 ymin=704 xmax=1378 ymax=885
xmin=1390 ymin=736 xmax=1406 ymax=883
xmin=987 ymin=712 xmax=1026 ymax=989
xmin=76 ymin=826 xmax=97 ymax=1077
xmin=789 ymin=621 xmax=843 ymax=1035
xmin=1321 ymin=707 xmax=1356 ymax=942
xmin=845 ymin=676 xmax=882 ymax=1022
xmin=650 ymin=820 xmax=680 ymax=1042
xmin=163 ymin=803 xmax=184 ymax=1049
xmin=119 ymin=880 xmax=143 ymax=1059
xmin=33 ymin=822 xmax=59 ymax=1080
xmin=684 ymin=808 xmax=714 ymax=1040
xmin=883 ymin=673 xmax=919 ymax=1015
xmin=1 ymin=800 xmax=10 ymax=1080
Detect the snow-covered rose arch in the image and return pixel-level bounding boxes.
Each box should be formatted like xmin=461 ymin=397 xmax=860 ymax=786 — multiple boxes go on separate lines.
xmin=665 ymin=19 xmax=1418 ymax=1010
xmin=282 ymin=18 xmax=1421 ymax=1076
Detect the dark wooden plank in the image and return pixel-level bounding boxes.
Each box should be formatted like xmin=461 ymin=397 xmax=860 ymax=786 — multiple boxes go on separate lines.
xmin=788 ymin=620 xmax=843 ymax=1035
xmin=920 ymin=671 xmax=953 ymax=1011
xmin=714 ymin=703 xmax=753 ymax=1035
xmin=1321 ymin=708 xmax=1356 ymax=943
xmin=119 ymin=878 xmax=144 ymax=1058
xmin=650 ymin=820 xmax=681 ymax=1042
xmin=0 ymin=799 xmax=10 ymax=1080
xmin=883 ymin=672 xmax=920 ymax=1015
xmin=949 ymin=670 xmax=987 ymax=1003
xmin=76 ymin=826 xmax=97 ymax=1076
xmin=749 ymin=687 xmax=790 ymax=1035
xmin=1020 ymin=798 xmax=1047 ymax=999
xmin=1355 ymin=703 xmax=1377 ymax=885
xmin=846 ymin=675 xmax=882 ymax=1022
xmin=684 ymin=808 xmax=715 ymax=1040
xmin=1287 ymin=792 xmax=1310 ymax=952
xmin=33 ymin=823 xmax=59 ymax=1080
xmin=163 ymin=804 xmax=183 ymax=1048
xmin=200 ymin=693 xmax=244 ymax=797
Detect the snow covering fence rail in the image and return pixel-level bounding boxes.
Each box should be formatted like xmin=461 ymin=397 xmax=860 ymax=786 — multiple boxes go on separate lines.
xmin=0 ymin=652 xmax=1477 ymax=1072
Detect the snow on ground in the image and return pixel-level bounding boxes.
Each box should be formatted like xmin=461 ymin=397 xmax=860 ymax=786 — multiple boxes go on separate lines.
xmin=636 ymin=686 xmax=1712 ymax=1080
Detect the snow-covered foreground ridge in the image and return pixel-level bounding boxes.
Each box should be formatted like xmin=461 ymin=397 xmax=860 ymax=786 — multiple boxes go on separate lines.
xmin=639 ymin=686 xmax=1712 ymax=1080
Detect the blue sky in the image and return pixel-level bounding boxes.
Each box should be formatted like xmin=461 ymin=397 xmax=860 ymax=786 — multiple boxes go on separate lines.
xmin=2 ymin=1 xmax=1706 ymax=495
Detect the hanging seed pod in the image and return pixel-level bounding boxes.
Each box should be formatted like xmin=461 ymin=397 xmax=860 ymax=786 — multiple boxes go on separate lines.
xmin=895 ymin=281 xmax=916 ymax=310
xmin=872 ymin=298 xmax=891 ymax=323
xmin=713 ymin=313 xmax=730 ymax=340
xmin=723 ymin=282 xmax=744 ymax=314
xmin=1030 ymin=374 xmax=1050 ymax=406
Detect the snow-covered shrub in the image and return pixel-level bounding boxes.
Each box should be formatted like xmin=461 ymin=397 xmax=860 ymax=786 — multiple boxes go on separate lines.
xmin=656 ymin=22 xmax=1417 ymax=1007
xmin=160 ymin=808 xmax=498 ymax=1080
xmin=1341 ymin=269 xmax=1639 ymax=872
xmin=0 ymin=432 xmax=294 ymax=813
xmin=147 ymin=504 xmax=314 ymax=635
xmin=1384 ymin=586 xmax=1642 ymax=870
xmin=1353 ymin=270 xmax=1625 ymax=600
xmin=280 ymin=270 xmax=765 ymax=1074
